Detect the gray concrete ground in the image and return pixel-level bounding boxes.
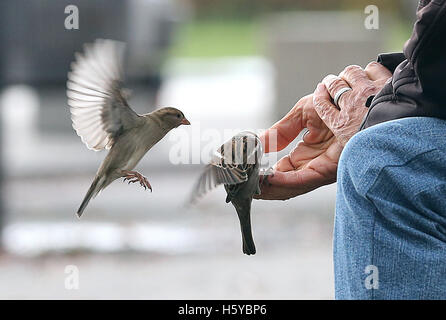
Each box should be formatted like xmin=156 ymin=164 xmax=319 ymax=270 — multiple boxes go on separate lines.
xmin=0 ymin=248 xmax=334 ymax=299
xmin=0 ymin=170 xmax=336 ymax=299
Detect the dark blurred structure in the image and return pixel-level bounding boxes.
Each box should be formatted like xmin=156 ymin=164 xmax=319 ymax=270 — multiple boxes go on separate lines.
xmin=188 ymin=0 xmax=406 ymax=19
xmin=0 ymin=0 xmax=179 ymax=88
xmin=0 ymin=0 xmax=182 ymax=135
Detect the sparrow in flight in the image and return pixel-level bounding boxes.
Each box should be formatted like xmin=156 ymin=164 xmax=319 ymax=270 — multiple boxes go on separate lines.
xmin=190 ymin=131 xmax=264 ymax=255
xmin=67 ymin=39 xmax=190 ymax=217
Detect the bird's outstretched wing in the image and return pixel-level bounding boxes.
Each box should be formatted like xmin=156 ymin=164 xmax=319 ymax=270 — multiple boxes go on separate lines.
xmin=190 ymin=131 xmax=263 ymax=203
xmin=67 ymin=39 xmax=141 ymax=151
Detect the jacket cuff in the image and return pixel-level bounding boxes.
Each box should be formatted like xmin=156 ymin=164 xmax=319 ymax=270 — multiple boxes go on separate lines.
xmin=376 ymin=52 xmax=406 ymax=73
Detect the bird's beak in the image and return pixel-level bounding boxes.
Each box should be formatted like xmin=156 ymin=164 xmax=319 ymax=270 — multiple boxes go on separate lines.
xmin=181 ymin=118 xmax=191 ymax=125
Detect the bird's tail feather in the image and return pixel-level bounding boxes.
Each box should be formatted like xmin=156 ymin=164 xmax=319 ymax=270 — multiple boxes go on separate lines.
xmin=240 ymin=219 xmax=256 ymax=255
xmin=77 ymin=175 xmax=104 ymax=218
xmin=234 ymin=199 xmax=256 ymax=255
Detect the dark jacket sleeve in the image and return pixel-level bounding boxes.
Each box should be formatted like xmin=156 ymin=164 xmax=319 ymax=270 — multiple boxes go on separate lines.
xmin=361 ymin=0 xmax=446 ymax=130
xmin=376 ymin=52 xmax=406 ymax=74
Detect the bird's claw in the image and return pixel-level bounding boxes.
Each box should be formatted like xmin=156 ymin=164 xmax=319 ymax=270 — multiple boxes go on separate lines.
xmin=259 ymin=167 xmax=274 ymax=187
xmin=122 ymin=170 xmax=152 ymax=192
xmin=260 ymin=167 xmax=274 ymax=176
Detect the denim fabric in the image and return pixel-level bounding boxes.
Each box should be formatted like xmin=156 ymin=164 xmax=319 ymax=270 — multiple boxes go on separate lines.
xmin=335 ymin=117 xmax=446 ymax=299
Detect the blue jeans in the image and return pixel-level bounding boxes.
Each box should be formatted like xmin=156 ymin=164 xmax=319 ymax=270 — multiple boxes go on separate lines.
xmin=334 ymin=117 xmax=446 ymax=299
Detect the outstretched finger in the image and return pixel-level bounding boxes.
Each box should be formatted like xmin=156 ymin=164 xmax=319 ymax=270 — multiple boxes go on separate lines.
xmin=273 ymin=155 xmax=295 ymax=172
xmin=254 ymin=169 xmax=325 ymax=200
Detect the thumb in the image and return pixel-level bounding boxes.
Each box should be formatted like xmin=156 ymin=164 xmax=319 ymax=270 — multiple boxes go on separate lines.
xmin=313 ymin=83 xmax=341 ymax=134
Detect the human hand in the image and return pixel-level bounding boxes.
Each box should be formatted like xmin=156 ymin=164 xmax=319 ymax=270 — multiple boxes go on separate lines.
xmin=256 ymin=94 xmax=343 ymax=200
xmin=313 ymin=62 xmax=392 ymax=147
xmin=256 ymin=62 xmax=391 ymax=201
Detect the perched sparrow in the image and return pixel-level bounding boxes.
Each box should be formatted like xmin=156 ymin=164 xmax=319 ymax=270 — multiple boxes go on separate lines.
xmin=68 ymin=39 xmax=190 ymax=217
xmin=190 ymin=131 xmax=264 ymax=255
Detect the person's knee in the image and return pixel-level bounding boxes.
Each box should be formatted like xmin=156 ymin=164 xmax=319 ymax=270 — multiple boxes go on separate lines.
xmin=338 ymin=118 xmax=440 ymax=196
xmin=337 ymin=127 xmax=381 ymax=197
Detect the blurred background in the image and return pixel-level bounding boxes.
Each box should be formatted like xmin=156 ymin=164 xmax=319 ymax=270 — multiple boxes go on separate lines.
xmin=0 ymin=0 xmax=417 ymax=299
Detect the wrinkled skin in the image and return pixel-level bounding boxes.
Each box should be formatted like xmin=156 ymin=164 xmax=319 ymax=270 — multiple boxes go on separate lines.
xmin=314 ymin=62 xmax=392 ymax=147
xmin=256 ymin=62 xmax=391 ymax=200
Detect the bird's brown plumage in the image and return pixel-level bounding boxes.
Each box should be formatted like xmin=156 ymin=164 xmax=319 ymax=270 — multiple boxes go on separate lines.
xmin=190 ymin=132 xmax=263 ymax=255
xmin=68 ymin=39 xmax=190 ymax=217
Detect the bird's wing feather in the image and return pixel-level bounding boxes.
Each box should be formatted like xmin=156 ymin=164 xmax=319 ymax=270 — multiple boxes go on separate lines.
xmin=67 ymin=39 xmax=141 ymax=151
xmin=190 ymin=132 xmax=263 ymax=204
xmin=189 ymin=164 xmax=248 ymax=204
xmin=224 ymin=165 xmax=256 ymax=203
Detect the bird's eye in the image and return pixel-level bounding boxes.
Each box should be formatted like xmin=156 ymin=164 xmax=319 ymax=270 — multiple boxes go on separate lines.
xmin=177 ymin=114 xmax=181 ymax=118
